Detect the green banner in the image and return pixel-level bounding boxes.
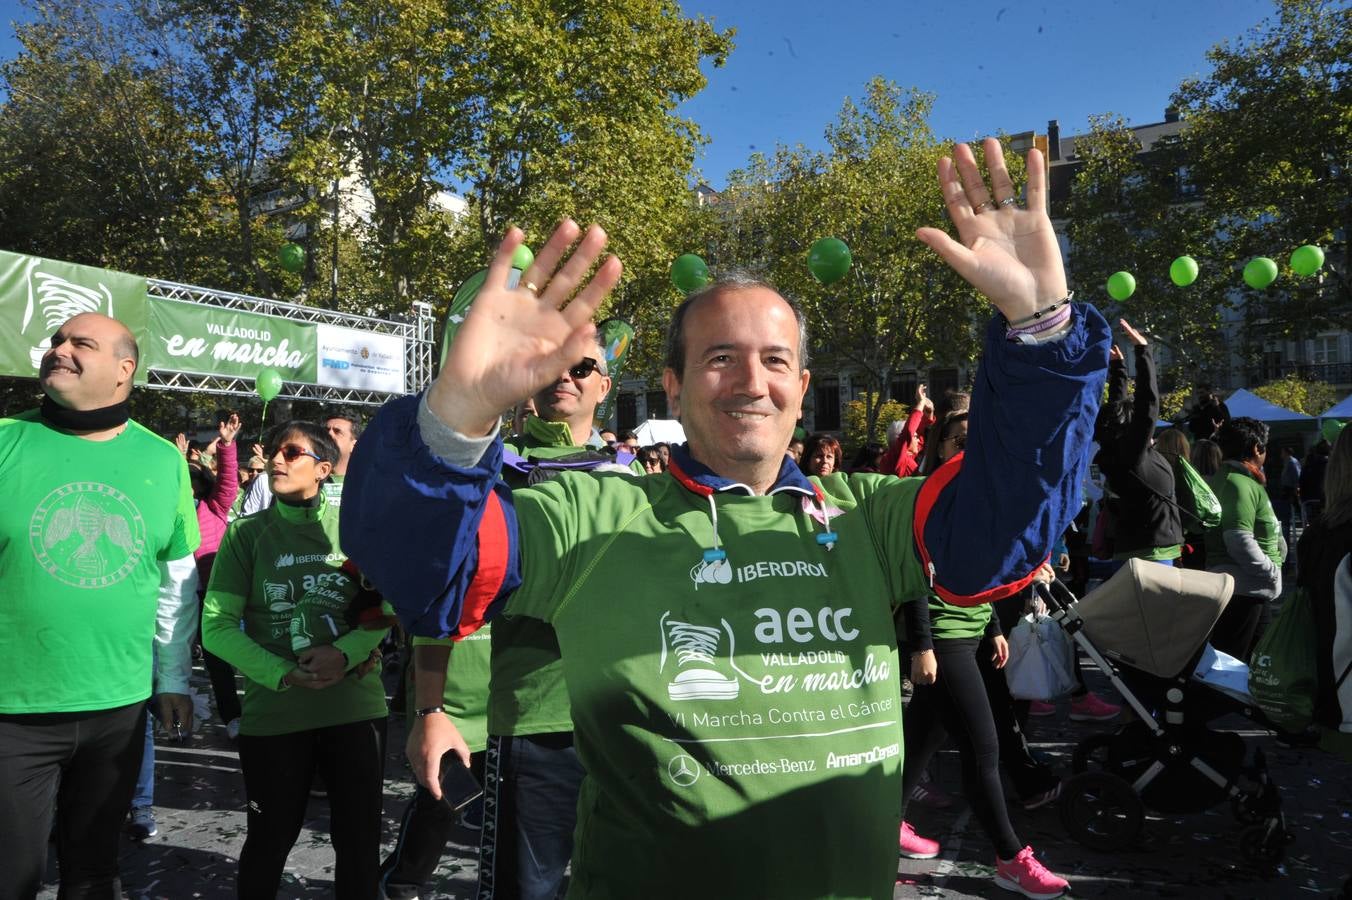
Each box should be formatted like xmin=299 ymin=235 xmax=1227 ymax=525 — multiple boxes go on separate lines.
xmin=0 ymin=250 xmax=149 ymax=379
xmin=145 ymin=298 xmax=318 ymax=383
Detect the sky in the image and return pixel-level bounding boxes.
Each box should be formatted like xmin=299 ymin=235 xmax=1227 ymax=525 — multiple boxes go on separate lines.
xmin=675 ymin=0 xmax=1278 ymax=186
xmin=0 ymin=0 xmax=1280 ymax=188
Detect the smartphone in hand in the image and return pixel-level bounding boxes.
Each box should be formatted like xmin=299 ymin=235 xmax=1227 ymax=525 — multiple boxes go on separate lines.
xmin=439 ymin=753 xmax=484 ymax=817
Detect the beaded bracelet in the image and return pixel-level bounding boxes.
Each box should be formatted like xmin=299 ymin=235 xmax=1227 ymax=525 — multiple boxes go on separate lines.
xmin=1006 ymin=291 xmax=1075 ymax=329
xmin=1007 ymin=303 xmax=1073 ymax=343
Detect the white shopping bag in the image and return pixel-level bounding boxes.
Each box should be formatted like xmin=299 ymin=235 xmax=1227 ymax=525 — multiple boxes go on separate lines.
xmin=1004 ymin=612 xmax=1078 ymax=701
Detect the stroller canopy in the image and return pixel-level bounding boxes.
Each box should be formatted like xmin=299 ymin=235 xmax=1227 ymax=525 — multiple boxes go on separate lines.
xmin=1076 ymin=560 xmax=1234 ymax=678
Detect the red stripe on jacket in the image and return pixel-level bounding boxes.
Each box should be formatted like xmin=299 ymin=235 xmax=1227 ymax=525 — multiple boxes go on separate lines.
xmin=454 ymin=490 xmax=510 ymax=639
xmin=911 ymin=450 xmax=1047 ymax=607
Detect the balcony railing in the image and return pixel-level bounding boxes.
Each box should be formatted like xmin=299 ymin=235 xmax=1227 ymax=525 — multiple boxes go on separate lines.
xmin=1245 ymin=362 xmax=1352 ymax=387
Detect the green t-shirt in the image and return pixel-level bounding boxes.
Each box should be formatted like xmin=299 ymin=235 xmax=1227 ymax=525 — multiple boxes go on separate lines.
xmin=926 ymin=594 xmax=992 ymax=640
xmin=507 ymin=469 xmax=929 ymax=900
xmin=487 ymin=418 xmax=643 ymax=737
xmin=412 ymin=627 xmax=493 ymax=753
xmin=322 ymin=472 xmax=344 ymax=508
xmin=0 ymin=411 xmax=199 ymax=713
xmin=202 ymin=493 xmax=389 ymax=736
xmin=1204 ymin=465 xmax=1282 ymax=567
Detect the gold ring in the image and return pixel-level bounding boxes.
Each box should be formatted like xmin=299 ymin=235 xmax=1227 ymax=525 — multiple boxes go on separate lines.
xmin=523 ymin=281 xmax=540 ymax=295
xmin=973 ymin=199 xmax=996 ymax=213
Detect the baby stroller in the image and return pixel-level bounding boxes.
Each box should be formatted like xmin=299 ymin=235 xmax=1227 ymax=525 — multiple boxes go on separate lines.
xmin=1034 ymin=560 xmax=1293 ymax=868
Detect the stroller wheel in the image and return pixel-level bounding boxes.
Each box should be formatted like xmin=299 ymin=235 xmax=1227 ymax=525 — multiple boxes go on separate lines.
xmin=1072 ymin=733 xmax=1117 ymax=774
xmin=1239 ymin=822 xmax=1288 ymax=870
xmin=1059 ymin=771 xmax=1144 ymax=852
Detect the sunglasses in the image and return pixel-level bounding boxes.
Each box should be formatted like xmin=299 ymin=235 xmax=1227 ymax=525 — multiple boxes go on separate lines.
xmin=248 ymin=468 xmax=266 ymax=474
xmin=569 ymin=358 xmax=601 ymax=380
xmin=270 ymin=444 xmax=323 ymax=463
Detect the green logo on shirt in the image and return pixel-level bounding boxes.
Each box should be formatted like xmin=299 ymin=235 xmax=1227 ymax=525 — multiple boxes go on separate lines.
xmin=29 ymin=482 xmax=146 ymax=588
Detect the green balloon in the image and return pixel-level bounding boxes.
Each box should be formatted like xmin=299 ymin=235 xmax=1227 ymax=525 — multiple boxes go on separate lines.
xmin=1169 ymin=256 xmax=1199 ymax=287
xmin=1322 ymin=419 xmax=1345 ymax=445
xmin=1291 ymin=244 xmax=1325 ymax=277
xmin=670 ymin=254 xmax=710 ymax=293
xmin=1106 ymin=271 xmax=1136 ymax=301
xmin=1243 ymin=257 xmax=1278 ymax=290
xmin=511 ymin=243 xmax=534 ymax=271
xmin=256 ymin=368 xmax=284 ymax=402
xmin=278 ymin=243 xmax=305 ymax=273
xmin=807 ymin=237 xmax=852 ymax=285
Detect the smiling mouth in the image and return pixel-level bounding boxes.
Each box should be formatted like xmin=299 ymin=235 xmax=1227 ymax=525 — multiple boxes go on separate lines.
xmin=726 ymin=411 xmax=771 ymax=420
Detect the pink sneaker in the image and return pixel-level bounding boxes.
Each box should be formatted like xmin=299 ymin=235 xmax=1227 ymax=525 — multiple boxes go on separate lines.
xmin=1028 ymin=700 xmax=1057 ymax=717
xmin=898 ymin=821 xmax=941 ymax=859
xmin=994 ymin=845 xmax=1069 ymax=899
xmin=1069 ymin=691 xmax=1120 ymax=722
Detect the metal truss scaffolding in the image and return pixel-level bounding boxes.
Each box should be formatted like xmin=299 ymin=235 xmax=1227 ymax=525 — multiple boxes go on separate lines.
xmin=145 ymin=278 xmax=436 ymax=407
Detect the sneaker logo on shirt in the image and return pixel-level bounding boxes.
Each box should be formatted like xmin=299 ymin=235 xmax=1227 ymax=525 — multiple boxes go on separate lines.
xmin=660 ymin=612 xmax=740 ymax=701
xmin=29 ymin=482 xmax=147 ymax=588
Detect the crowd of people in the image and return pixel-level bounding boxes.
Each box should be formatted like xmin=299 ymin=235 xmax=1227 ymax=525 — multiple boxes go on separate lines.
xmin=2 ymin=134 xmax=1349 ymax=900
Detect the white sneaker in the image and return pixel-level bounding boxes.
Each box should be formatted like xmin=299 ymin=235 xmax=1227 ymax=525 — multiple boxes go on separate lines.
xmin=661 ymin=613 xmax=739 ymax=701
xmin=225 ymin=718 xmax=241 ymax=740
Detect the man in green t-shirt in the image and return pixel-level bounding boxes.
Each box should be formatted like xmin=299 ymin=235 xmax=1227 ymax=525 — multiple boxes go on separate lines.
xmin=0 ymin=313 xmax=201 ymax=900
xmin=382 ymin=338 xmax=638 ymax=900
xmin=346 ymin=140 xmax=1108 ymax=900
xmin=322 ymin=410 xmax=361 ymax=508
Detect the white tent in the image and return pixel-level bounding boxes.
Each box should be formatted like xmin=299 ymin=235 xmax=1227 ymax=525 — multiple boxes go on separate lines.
xmin=634 ymin=419 xmax=685 ymax=445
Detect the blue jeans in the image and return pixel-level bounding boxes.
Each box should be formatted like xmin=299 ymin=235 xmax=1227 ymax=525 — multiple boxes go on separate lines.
xmin=131 ymin=707 xmax=155 ymax=810
xmin=477 ymin=733 xmax=585 ymax=900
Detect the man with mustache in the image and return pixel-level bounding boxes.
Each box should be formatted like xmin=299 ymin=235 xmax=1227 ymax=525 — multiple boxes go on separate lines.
xmin=0 ymin=312 xmax=200 ymax=900
xmin=345 ymin=139 xmax=1107 ymax=899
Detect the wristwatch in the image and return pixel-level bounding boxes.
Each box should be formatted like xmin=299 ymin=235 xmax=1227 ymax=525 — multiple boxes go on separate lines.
xmin=414 ymin=705 xmax=446 ymax=718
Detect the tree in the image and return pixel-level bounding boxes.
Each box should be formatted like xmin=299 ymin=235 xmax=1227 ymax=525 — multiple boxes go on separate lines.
xmin=842 ymin=393 xmax=908 ymax=453
xmin=1063 ymin=114 xmax=1231 ymax=386
xmin=1251 ymin=373 xmax=1337 ymax=417
xmin=710 ymin=79 xmax=992 ymax=441
xmin=1174 ymin=0 xmax=1352 ymax=334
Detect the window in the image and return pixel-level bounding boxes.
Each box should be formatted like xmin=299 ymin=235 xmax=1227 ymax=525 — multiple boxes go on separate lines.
xmin=890 ymin=373 xmax=918 ymax=404
xmin=928 ymin=368 xmax=959 ymax=401
xmin=1176 ymin=165 xmax=1198 ymax=197
xmin=617 ymin=393 xmax=638 ymax=432
xmin=645 ymin=390 xmax=668 ymax=420
xmin=813 ymin=380 xmax=841 ymax=431
xmin=1313 ymin=336 xmax=1341 ymax=366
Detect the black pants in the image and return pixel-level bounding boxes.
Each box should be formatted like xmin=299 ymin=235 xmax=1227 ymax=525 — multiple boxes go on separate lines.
xmin=380 ymin=750 xmax=486 ymax=900
xmin=902 ymin=638 xmax=1023 ymax=860
xmin=237 ymin=717 xmax=387 ymax=900
xmin=0 ymin=701 xmax=146 ymax=900
xmin=977 ymin=644 xmax=1059 ymax=801
xmin=1211 ymin=594 xmax=1267 ymax=661
xmin=198 ymin=595 xmax=241 ymax=724
xmin=477 ymin=733 xmax=585 ymax=900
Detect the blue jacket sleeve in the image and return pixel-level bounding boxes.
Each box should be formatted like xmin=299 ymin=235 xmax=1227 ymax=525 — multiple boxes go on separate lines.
xmin=919 ymin=305 xmax=1110 ymax=604
xmin=339 ymin=394 xmax=523 ymax=638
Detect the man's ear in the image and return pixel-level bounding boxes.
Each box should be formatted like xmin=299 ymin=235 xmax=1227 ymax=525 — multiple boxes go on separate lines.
xmin=662 ymin=368 xmax=680 ymax=419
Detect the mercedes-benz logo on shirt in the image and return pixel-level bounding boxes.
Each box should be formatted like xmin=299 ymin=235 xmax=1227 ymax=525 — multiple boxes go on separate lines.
xmin=667 ymin=754 xmax=700 ymax=787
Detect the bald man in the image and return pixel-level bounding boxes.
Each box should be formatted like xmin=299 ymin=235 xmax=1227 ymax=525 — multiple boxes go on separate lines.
xmin=0 ymin=313 xmax=201 ymax=900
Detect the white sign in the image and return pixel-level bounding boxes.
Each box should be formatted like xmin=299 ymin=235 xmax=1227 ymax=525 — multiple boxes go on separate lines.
xmin=314 ymin=324 xmax=406 ymax=394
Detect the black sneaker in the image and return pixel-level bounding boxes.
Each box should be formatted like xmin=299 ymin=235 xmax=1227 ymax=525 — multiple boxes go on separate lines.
xmin=128 ymin=807 xmax=158 ymax=841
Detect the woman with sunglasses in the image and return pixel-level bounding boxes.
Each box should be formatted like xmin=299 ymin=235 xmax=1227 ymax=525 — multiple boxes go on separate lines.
xmin=203 ymin=421 xmax=393 ymax=899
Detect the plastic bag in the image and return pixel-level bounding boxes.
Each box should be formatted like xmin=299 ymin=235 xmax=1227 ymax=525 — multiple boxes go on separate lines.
xmin=1249 ymin=586 xmax=1318 ymax=730
xmin=1005 ymin=612 xmax=1078 ymax=701
xmin=1173 ymin=456 xmax=1222 ymax=530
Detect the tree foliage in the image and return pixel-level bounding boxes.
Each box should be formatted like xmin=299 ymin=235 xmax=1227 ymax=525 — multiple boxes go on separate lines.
xmin=1063 ymin=114 xmax=1231 ymax=384
xmin=1251 ymin=372 xmax=1337 ymax=417
xmin=1174 ymin=0 xmax=1352 ymax=334
xmin=842 ymin=393 xmax=908 ymax=453
xmin=710 ymin=79 xmax=993 ymax=440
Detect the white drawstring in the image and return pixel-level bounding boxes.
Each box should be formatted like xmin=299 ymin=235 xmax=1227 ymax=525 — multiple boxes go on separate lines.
xmin=703 ymin=493 xmax=726 ymax=562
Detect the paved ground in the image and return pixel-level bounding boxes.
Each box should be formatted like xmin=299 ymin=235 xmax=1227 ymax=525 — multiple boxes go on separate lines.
xmin=36 ymin=655 xmax=1352 ymax=899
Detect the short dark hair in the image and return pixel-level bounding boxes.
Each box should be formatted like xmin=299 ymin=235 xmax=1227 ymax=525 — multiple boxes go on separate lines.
xmin=266 ymin=420 xmax=341 ymax=466
xmin=664 ymin=273 xmax=809 ymax=378
xmin=1217 ymin=416 xmax=1268 ymax=462
xmin=325 ymin=410 xmax=364 ymax=441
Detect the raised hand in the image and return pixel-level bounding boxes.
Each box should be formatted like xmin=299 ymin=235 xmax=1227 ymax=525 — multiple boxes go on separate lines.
xmin=219 ymin=412 xmax=242 ymax=445
xmin=1109 ymin=345 xmax=1125 ymax=363
xmin=1119 ymin=318 xmax=1148 ymax=347
xmin=916 ymin=136 xmax=1068 ymax=323
xmin=428 ymin=220 xmax=622 ymax=436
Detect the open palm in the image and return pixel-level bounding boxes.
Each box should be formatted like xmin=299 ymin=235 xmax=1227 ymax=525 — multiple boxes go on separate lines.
xmin=917 ymin=137 xmax=1067 ymax=322
xmin=428 ymin=220 xmax=622 ymax=436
